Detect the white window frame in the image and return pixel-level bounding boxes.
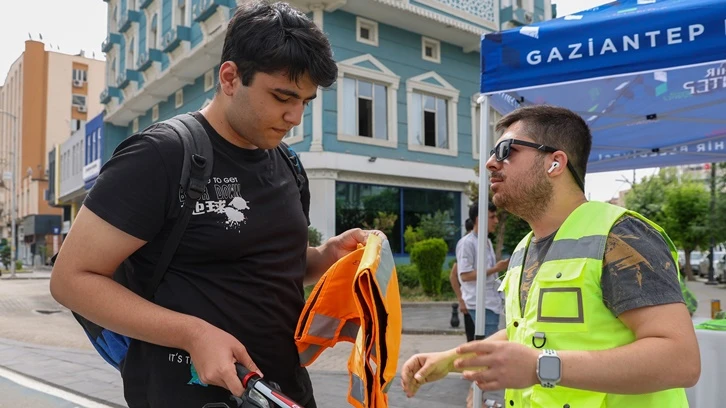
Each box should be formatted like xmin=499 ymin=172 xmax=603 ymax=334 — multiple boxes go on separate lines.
xmin=109 ymin=56 xmax=117 ymax=87
xmin=147 ymin=8 xmax=160 ymax=50
xmin=421 ymin=37 xmax=441 ymax=64
xmin=175 ymin=89 xmax=184 ymax=108
xmin=72 ymin=94 xmax=87 ymax=107
xmin=471 ymin=93 xmax=502 ymax=160
xmin=72 ymin=69 xmax=87 ymax=82
xmin=406 ymin=71 xmax=459 ymax=157
xmin=152 ymin=104 xmax=159 ymax=121
xmin=336 ymin=54 xmax=399 ymax=149
xmin=126 ymin=34 xmax=136 ymax=70
xmin=174 ymin=0 xmax=189 ymax=27
xmin=204 ymin=69 xmax=215 ymax=92
xmin=284 ymin=115 xmax=304 ymax=145
xmin=356 ymin=17 xmax=378 ymax=47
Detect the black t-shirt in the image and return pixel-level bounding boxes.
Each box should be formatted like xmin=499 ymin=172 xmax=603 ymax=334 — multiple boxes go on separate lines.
xmin=84 ymin=112 xmax=313 ymax=407
xmin=519 ymin=215 xmax=684 ymax=316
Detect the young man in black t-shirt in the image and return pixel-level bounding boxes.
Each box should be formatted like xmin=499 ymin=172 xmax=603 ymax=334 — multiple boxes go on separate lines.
xmin=50 ymin=2 xmax=382 ymax=407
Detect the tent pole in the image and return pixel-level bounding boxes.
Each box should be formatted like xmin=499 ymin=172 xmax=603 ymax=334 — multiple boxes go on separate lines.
xmin=707 ymin=162 xmax=718 ymax=285
xmin=473 ymin=95 xmax=492 ymax=408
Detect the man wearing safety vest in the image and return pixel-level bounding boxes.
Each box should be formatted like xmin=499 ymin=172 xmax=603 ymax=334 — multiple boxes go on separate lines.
xmin=401 ymin=105 xmax=700 ymax=407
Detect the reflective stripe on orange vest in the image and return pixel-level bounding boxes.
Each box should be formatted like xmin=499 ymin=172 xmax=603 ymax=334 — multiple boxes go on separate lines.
xmin=295 ymin=234 xmax=402 ymax=407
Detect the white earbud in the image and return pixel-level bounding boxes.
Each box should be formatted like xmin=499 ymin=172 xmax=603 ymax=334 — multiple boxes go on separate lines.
xmin=548 ymin=161 xmax=560 ymax=174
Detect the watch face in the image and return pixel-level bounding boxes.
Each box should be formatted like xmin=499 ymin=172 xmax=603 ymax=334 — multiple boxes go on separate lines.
xmin=539 ymin=356 xmax=561 ymax=381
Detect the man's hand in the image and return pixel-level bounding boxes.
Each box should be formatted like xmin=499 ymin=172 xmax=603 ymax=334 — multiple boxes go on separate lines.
xmin=455 ymin=340 xmax=538 ymax=391
xmin=323 ymin=228 xmax=387 ymax=262
xmin=306 ymin=229 xmax=387 ymax=285
xmin=459 ymin=299 xmax=468 ymax=314
xmin=186 ymin=321 xmax=262 ymax=397
xmin=401 ymin=350 xmax=458 ymax=397
xmin=494 ymin=259 xmax=510 ymax=273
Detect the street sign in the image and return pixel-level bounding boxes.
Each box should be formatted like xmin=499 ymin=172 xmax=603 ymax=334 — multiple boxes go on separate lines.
xmin=52 ymin=227 xmax=60 ymax=235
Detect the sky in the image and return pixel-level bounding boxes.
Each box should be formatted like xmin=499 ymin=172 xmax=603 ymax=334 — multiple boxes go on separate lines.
xmin=0 ymin=0 xmax=652 ymax=202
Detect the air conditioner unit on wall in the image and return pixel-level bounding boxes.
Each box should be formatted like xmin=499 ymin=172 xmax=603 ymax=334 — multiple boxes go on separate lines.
xmin=73 ymin=79 xmax=84 ymax=88
xmin=77 ymin=105 xmax=87 ymax=113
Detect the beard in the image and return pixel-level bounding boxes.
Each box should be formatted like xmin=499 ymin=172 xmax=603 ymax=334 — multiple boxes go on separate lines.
xmin=491 ymin=156 xmax=553 ymax=222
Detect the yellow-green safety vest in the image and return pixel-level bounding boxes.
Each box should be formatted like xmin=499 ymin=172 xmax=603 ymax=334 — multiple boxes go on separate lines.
xmin=499 ymin=201 xmax=689 ymax=408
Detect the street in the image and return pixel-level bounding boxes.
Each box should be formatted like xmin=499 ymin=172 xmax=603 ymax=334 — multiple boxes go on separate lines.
xmin=0 ymin=275 xmax=722 ymax=407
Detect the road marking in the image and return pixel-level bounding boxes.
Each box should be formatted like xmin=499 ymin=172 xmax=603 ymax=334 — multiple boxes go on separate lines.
xmin=0 ymin=365 xmax=114 ymax=408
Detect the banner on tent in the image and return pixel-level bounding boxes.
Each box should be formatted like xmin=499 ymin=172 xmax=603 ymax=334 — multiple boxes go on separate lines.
xmin=480 ymin=0 xmax=726 ymax=94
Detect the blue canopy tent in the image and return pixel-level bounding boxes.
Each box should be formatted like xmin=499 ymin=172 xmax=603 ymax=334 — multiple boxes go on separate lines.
xmin=472 ymin=1 xmax=726 ymax=405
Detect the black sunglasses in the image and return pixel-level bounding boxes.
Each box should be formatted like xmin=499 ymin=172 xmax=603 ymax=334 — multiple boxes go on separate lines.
xmin=489 ymin=139 xmax=585 ymax=192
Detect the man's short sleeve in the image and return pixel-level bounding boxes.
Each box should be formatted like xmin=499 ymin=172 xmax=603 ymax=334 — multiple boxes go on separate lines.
xmin=83 ymin=125 xmax=179 ymax=242
xmin=456 ymin=236 xmax=477 ymax=274
xmin=601 ymin=215 xmax=685 ymax=316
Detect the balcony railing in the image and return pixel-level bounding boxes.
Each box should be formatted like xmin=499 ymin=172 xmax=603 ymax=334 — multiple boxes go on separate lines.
xmin=100 ymin=86 xmax=122 ymax=104
xmin=193 ymin=0 xmax=237 ymax=22
xmin=101 ymin=32 xmax=122 ymax=52
xmin=500 ymin=6 xmax=533 ymax=26
xmin=161 ymin=26 xmax=192 ymax=53
xmin=116 ymin=70 xmax=142 ymax=89
xmin=137 ymin=48 xmax=164 ymax=71
xmin=119 ymin=10 xmax=142 ymax=33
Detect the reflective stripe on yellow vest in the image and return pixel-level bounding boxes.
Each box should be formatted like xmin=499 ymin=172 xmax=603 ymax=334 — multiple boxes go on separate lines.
xmin=499 ymin=201 xmax=688 ymax=408
xmin=295 ymin=234 xmax=402 ymax=408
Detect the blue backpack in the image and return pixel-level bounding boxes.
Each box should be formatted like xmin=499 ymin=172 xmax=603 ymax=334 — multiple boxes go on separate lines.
xmin=53 ymin=113 xmax=308 ymax=370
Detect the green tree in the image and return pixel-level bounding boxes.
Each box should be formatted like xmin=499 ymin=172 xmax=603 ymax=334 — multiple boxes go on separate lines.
xmin=308 ymin=226 xmax=323 ymax=247
xmin=661 ymin=182 xmax=710 ymax=281
xmin=403 ymin=211 xmax=456 ymax=253
xmin=624 ymin=174 xmax=669 ymax=224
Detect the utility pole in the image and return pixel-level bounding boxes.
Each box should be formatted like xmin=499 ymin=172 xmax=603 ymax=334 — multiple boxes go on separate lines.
xmin=707 ymin=162 xmax=718 ymax=285
xmin=0 ymin=110 xmax=17 ymax=279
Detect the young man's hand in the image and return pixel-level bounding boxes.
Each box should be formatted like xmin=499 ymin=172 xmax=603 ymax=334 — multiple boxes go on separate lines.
xmin=323 ymin=228 xmax=387 ymax=261
xmin=401 ymin=350 xmax=458 ymax=397
xmin=186 ymin=321 xmax=262 ymax=396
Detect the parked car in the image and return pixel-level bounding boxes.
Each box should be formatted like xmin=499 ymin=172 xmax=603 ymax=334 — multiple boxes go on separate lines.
xmin=699 ymin=251 xmax=726 ymax=279
xmin=676 ymin=250 xmax=703 ymax=276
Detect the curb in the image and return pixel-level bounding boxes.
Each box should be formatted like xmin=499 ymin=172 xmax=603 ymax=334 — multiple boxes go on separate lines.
xmin=0 ymin=364 xmax=125 ymax=408
xmin=401 ymin=301 xmax=457 ymax=308
xmin=403 ymin=328 xmax=465 ymax=335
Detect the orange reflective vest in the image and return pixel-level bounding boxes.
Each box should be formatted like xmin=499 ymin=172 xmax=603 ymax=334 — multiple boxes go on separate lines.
xmin=295 ymin=234 xmax=402 ymax=408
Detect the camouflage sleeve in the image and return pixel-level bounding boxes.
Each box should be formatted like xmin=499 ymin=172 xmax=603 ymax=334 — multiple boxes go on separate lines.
xmin=601 ymin=215 xmax=685 ymax=317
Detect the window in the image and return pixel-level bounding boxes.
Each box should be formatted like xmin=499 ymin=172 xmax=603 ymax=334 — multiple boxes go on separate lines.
xmin=422 ymin=37 xmax=441 ymax=63
xmin=72 ymin=94 xmax=87 ymax=107
xmin=127 ymin=35 xmax=136 ymax=69
xmin=152 ymin=104 xmax=159 ymax=121
xmin=204 ymin=69 xmax=214 ymax=92
xmin=335 ymin=181 xmax=462 ymax=254
xmin=176 ymin=0 xmax=187 ymax=26
xmin=109 ymin=57 xmax=117 ymax=87
xmin=175 ymin=89 xmax=184 ymax=108
xmin=72 ymin=69 xmax=87 ymax=82
xmin=406 ymin=71 xmax=459 ymax=156
xmin=341 ymin=78 xmax=387 ymax=139
xmin=471 ymin=94 xmax=503 ymax=160
xmin=284 ymin=109 xmax=306 ymax=145
xmin=337 ymin=54 xmax=399 ymax=148
xmin=70 ymin=119 xmax=85 ymax=132
xmin=148 ymin=12 xmax=158 ymax=49
xmin=132 ymin=118 xmax=139 ymax=133
xmin=356 ymin=17 xmax=378 ymax=47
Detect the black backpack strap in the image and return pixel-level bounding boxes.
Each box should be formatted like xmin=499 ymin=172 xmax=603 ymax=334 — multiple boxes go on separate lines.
xmin=277 ymin=141 xmax=310 ymax=225
xmin=144 ymin=113 xmax=214 ymax=299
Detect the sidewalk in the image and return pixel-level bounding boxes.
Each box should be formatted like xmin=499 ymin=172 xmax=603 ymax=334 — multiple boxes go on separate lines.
xmin=0 ymin=336 xmax=502 ymax=408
